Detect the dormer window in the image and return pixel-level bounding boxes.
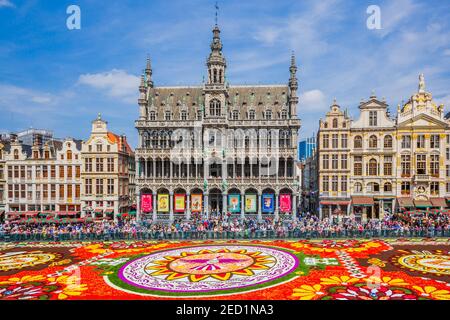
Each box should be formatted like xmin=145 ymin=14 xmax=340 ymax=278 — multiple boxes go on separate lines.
xmin=149 ymin=111 xmax=156 ymax=121
xmin=248 ymin=110 xmax=255 ymax=120
xmin=209 ymin=99 xmax=221 ymax=117
xmin=265 ymin=110 xmax=272 ymax=120
xmin=281 ymin=110 xmax=288 ymax=119
xmin=96 ymin=144 xmax=103 ymax=152
xmin=45 ymin=150 xmax=50 ymax=159
xmin=13 ymin=149 xmax=19 ymax=160
xmin=165 ymin=111 xmax=172 ymax=121
xmin=231 ymin=110 xmax=239 ymax=120
xmin=181 ymin=110 xmax=188 ymax=121
xmin=197 ymin=110 xmax=203 ymax=121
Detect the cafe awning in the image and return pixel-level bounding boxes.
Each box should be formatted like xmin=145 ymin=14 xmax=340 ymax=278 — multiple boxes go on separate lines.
xmin=414 ymin=200 xmax=432 ymax=208
xmin=430 ymin=198 xmax=447 ymax=208
xmin=104 ymin=208 xmax=114 ymax=214
xmin=320 ymin=201 xmax=350 ymax=206
xmin=397 ymin=197 xmax=414 ymax=207
xmin=351 ymin=196 xmax=374 ymax=206
xmin=94 ymin=209 xmax=103 ymax=213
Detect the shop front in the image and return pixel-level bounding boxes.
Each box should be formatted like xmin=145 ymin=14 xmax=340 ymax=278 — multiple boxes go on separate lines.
xmin=351 ymin=196 xmax=374 ymax=222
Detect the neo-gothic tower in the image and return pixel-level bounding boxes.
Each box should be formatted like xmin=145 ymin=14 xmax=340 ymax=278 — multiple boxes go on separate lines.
xmin=204 ymin=24 xmax=228 ymax=120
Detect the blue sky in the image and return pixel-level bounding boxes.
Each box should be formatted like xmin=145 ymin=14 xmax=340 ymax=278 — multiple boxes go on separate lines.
xmin=1 ymin=0 xmax=450 ymax=147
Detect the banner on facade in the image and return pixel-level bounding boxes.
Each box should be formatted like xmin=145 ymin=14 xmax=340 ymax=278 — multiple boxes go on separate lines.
xmin=191 ymin=194 xmax=203 ymax=213
xmin=245 ymin=194 xmax=257 ymax=213
xmin=228 ymin=194 xmax=241 ymax=213
xmin=174 ymin=194 xmax=185 ymax=213
xmin=157 ymin=194 xmax=169 ymax=213
xmin=262 ymin=194 xmax=274 ymax=213
xmin=141 ymin=194 xmax=153 ymax=213
xmin=279 ymin=194 xmax=292 ymax=213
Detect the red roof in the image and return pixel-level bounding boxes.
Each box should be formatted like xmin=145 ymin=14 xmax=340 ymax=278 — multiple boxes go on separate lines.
xmin=107 ymin=132 xmax=134 ymax=156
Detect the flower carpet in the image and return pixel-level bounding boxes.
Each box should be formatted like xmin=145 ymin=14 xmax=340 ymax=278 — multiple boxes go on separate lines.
xmin=0 ymin=239 xmax=449 ymax=300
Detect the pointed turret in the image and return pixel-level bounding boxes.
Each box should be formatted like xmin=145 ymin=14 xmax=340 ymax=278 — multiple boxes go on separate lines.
xmin=138 ymin=72 xmax=147 ymax=119
xmin=288 ymin=51 xmax=299 ymax=118
xmin=145 ymin=56 xmax=154 ymax=88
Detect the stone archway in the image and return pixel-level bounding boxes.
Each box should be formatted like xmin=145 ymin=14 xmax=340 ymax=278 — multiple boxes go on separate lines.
xmin=209 ymin=188 xmax=223 ymax=213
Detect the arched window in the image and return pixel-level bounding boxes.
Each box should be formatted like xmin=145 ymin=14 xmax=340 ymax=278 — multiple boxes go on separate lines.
xmin=354 ymin=182 xmax=363 ymax=193
xmin=67 ymin=150 xmax=72 ymax=160
xmin=14 ymin=149 xmax=19 ymax=160
xmin=209 ymin=99 xmax=221 ymax=117
xmin=332 ymin=118 xmax=338 ymax=128
xmin=342 ymin=122 xmax=346 ymax=128
xmin=149 ymin=111 xmax=156 ymax=121
xmin=367 ymin=182 xmax=380 ymax=192
xmin=384 ymin=135 xmax=393 ymax=148
xmin=384 ymin=182 xmax=392 ymax=192
xmin=368 ymin=159 xmax=378 ymax=175
xmin=369 ymin=135 xmax=378 ymax=148
xmin=213 ymin=69 xmax=218 ymax=83
xmin=324 ymin=122 xmax=328 ymax=128
xmin=354 ymin=136 xmax=363 ymax=148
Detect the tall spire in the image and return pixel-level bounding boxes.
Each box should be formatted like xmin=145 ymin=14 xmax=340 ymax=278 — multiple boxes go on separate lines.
xmin=145 ymin=55 xmax=153 ymax=88
xmin=206 ymin=4 xmax=226 ymax=86
xmin=215 ymin=1 xmax=219 ymax=26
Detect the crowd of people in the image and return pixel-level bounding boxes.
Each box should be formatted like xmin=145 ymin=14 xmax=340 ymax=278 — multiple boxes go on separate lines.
xmin=0 ymin=210 xmax=449 ymax=241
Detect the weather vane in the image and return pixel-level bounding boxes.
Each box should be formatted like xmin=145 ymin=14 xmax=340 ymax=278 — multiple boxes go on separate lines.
xmin=215 ymin=1 xmax=219 ymax=25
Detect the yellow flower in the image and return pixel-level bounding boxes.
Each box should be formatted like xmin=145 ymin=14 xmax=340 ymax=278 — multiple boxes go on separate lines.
xmin=292 ymin=284 xmax=324 ymax=300
xmin=55 ymin=284 xmax=88 ymax=300
xmin=366 ymin=276 xmax=409 ymax=287
xmin=0 ymin=275 xmax=45 ymax=285
xmin=47 ymin=275 xmax=79 ymax=285
xmin=412 ymin=286 xmax=450 ymax=300
xmin=320 ymin=275 xmax=359 ymax=286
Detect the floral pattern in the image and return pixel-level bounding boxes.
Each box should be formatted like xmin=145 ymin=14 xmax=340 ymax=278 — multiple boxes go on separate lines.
xmin=0 ymin=239 xmax=448 ymax=300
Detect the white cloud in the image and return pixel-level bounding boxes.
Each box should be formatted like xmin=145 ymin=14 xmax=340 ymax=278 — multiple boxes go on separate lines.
xmin=299 ymin=90 xmax=328 ymax=113
xmin=0 ymin=84 xmax=58 ymax=115
xmin=377 ymin=0 xmax=420 ymax=37
xmin=0 ymin=0 xmax=14 ymax=8
xmin=78 ymin=69 xmax=139 ymax=103
xmin=253 ymin=27 xmax=281 ymax=46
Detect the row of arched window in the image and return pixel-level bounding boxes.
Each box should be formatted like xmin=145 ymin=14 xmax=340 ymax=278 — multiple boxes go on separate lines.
xmin=323 ymin=118 xmax=347 ymax=129
xmin=141 ymin=129 xmax=293 ymax=149
xmin=353 ymin=182 xmax=392 ymax=193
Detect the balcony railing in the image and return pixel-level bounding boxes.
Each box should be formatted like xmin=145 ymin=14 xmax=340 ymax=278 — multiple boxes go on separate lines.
xmin=414 ymin=174 xmax=430 ymax=181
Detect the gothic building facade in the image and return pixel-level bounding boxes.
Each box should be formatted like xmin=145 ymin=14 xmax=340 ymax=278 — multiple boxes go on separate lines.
xmin=135 ymin=24 xmax=301 ymax=222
